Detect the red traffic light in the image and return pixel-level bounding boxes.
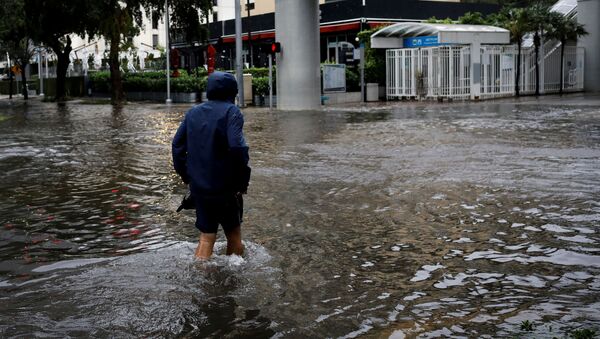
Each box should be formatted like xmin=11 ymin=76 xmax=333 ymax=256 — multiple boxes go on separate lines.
xmin=270 ymin=42 xmax=281 ymax=53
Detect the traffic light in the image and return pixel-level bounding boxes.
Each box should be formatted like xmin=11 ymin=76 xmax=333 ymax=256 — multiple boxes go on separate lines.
xmin=270 ymin=42 xmax=281 ymax=54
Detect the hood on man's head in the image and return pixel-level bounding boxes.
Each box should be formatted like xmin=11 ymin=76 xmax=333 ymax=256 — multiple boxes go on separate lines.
xmin=206 ymin=71 xmax=238 ymax=102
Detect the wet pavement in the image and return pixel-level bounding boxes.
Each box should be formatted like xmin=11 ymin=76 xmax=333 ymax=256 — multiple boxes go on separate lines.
xmin=0 ymin=95 xmax=599 ymax=338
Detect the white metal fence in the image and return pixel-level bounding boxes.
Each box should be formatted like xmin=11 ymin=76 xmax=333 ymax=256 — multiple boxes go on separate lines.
xmin=386 ymin=44 xmax=585 ymax=100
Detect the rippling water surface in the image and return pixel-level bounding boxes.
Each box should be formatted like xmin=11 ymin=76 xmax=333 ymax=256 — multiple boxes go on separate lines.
xmin=0 ymin=97 xmax=599 ymax=338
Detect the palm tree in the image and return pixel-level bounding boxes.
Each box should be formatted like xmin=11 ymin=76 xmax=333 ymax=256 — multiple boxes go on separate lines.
xmin=547 ymin=15 xmax=588 ymax=94
xmin=527 ymin=3 xmax=552 ymax=96
xmin=502 ymin=7 xmax=530 ymax=96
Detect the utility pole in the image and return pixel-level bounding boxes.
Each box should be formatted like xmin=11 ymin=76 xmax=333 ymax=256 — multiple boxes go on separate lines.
xmin=165 ymin=0 xmax=172 ymax=104
xmin=235 ymin=0 xmax=244 ymax=107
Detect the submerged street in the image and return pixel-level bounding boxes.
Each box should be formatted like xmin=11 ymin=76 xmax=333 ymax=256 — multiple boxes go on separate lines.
xmin=0 ymin=95 xmax=599 ymax=337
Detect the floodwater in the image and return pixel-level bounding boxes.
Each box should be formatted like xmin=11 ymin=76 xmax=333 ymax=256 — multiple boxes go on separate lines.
xmin=0 ymin=96 xmax=599 ymax=338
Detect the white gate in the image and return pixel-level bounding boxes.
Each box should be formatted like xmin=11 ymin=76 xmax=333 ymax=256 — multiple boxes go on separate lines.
xmin=386 ymin=44 xmax=584 ymax=100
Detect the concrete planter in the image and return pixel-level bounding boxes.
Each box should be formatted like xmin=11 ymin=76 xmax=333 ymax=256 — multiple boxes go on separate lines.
xmin=124 ymin=91 xmax=197 ymax=103
xmin=264 ymin=95 xmax=277 ymax=107
xmin=366 ymin=83 xmax=379 ymax=102
xmin=172 ymin=92 xmax=197 ymax=103
xmin=322 ymin=92 xmax=361 ymax=105
xmin=254 ymin=95 xmax=265 ymax=106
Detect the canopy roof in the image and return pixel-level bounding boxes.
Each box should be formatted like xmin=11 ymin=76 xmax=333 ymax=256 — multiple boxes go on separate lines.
xmin=370 ymin=22 xmax=510 ymax=48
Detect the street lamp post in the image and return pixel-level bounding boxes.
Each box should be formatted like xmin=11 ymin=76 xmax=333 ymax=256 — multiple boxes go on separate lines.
xmin=235 ymin=0 xmax=244 ymax=107
xmin=246 ymin=0 xmax=253 ymax=68
xmin=165 ymin=0 xmax=172 ymax=104
xmin=38 ymin=47 xmax=44 ymax=97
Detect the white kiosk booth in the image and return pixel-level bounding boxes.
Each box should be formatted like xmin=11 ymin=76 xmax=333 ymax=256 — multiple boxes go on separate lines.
xmin=371 ymin=23 xmax=510 ymax=100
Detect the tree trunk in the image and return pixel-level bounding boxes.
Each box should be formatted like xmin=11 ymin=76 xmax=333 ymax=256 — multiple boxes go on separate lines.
xmin=559 ymin=41 xmax=565 ymax=95
xmin=534 ymin=32 xmax=540 ymax=96
xmin=52 ymin=37 xmax=72 ymax=101
xmin=109 ymin=32 xmax=124 ymax=104
xmin=8 ymin=67 xmax=13 ymax=99
xmin=21 ymin=63 xmax=29 ymax=100
xmin=515 ymin=43 xmax=521 ymax=97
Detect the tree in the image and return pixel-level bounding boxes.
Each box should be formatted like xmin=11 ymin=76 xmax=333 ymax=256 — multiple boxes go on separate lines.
xmin=499 ymin=7 xmax=529 ymax=96
xmin=458 ymin=12 xmax=488 ymax=25
xmin=425 ymin=17 xmax=455 ymax=24
xmin=546 ymin=14 xmax=587 ymax=95
xmin=526 ymin=2 xmax=552 ymax=96
xmin=0 ymin=0 xmax=35 ymax=100
xmin=25 ymin=0 xmax=89 ymax=101
xmin=85 ymin=0 xmax=213 ymax=105
xmin=357 ymin=27 xmax=387 ymax=84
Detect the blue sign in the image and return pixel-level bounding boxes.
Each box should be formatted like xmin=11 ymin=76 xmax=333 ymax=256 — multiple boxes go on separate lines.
xmin=403 ymin=35 xmax=439 ymax=48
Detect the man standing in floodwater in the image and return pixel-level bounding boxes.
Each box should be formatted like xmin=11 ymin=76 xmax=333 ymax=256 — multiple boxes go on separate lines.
xmin=172 ymin=71 xmax=251 ymax=259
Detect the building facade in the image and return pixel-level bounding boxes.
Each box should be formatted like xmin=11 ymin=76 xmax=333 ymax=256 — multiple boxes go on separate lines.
xmin=202 ymin=0 xmax=500 ymax=70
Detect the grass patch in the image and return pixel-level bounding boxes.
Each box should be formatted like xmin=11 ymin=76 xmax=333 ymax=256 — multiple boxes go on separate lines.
xmin=570 ymin=328 xmax=596 ymax=339
xmin=520 ymin=320 xmax=535 ymax=331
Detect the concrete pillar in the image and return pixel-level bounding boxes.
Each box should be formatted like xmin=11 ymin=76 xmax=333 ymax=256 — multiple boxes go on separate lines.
xmin=470 ymin=40 xmax=481 ymax=100
xmin=578 ymin=0 xmax=600 ymax=92
xmin=275 ymin=0 xmax=321 ymax=110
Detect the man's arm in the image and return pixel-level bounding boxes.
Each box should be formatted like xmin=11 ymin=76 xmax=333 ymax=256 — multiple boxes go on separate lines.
xmin=172 ymin=115 xmax=189 ymax=184
xmin=226 ymin=107 xmax=251 ymax=193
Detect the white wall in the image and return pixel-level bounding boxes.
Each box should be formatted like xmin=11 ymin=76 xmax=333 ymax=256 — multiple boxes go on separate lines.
xmin=69 ymin=8 xmax=168 ymax=63
xmin=215 ymin=0 xmax=236 ymax=22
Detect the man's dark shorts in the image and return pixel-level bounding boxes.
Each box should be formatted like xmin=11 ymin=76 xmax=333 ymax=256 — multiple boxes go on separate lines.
xmin=194 ymin=194 xmax=243 ymax=234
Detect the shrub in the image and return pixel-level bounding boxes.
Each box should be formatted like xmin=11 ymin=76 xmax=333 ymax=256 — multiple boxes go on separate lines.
xmin=252 ymin=77 xmax=270 ymax=96
xmin=171 ymin=77 xmax=199 ymax=93
xmin=89 ymin=71 xmax=111 ymax=92
xmin=245 ymin=67 xmax=269 ymax=78
xmin=346 ymin=67 xmax=360 ymax=92
xmin=199 ymin=77 xmax=208 ymax=92
xmin=193 ymin=67 xmax=208 ymax=78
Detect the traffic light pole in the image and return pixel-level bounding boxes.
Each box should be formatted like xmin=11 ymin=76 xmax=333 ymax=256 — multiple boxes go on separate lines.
xmin=268 ymin=53 xmax=273 ymax=109
xmin=359 ymin=42 xmax=365 ymax=103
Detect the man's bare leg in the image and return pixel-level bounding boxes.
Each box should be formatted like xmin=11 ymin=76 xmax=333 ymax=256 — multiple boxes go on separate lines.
xmin=195 ymin=232 xmax=217 ymax=259
xmin=224 ymin=226 xmax=244 ymax=256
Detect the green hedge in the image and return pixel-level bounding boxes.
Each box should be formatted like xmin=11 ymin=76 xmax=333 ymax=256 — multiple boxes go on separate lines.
xmin=0 ymin=77 xmax=85 ymax=97
xmin=0 ymin=80 xmax=35 ymax=95
xmin=89 ymin=68 xmax=274 ymax=94
xmin=89 ymin=70 xmax=206 ymax=93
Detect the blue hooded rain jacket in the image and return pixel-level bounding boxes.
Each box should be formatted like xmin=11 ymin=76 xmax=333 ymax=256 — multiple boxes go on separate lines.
xmin=172 ymin=72 xmax=250 ymax=197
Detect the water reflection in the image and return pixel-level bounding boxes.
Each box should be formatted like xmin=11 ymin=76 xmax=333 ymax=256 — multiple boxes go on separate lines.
xmin=0 ymin=98 xmax=599 ymax=337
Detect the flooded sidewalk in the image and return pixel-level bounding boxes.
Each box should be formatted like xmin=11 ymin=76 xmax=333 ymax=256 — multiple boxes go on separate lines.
xmin=0 ymin=95 xmax=599 ymax=337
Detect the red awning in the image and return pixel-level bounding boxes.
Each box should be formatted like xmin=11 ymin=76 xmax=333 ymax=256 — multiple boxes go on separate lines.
xmin=220 ymin=21 xmax=367 ymax=44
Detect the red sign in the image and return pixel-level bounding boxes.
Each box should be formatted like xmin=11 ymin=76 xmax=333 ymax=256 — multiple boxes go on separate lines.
xmin=207 ymin=45 xmax=216 ymax=75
